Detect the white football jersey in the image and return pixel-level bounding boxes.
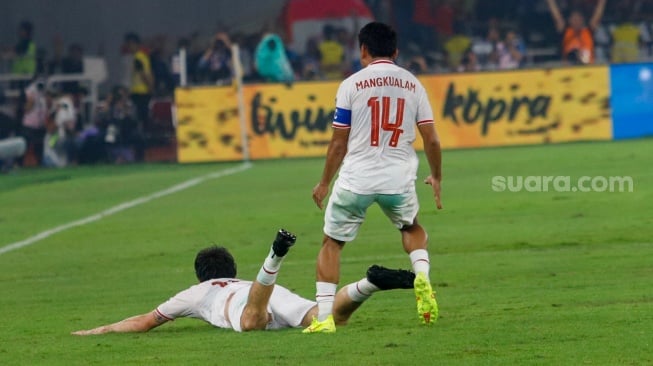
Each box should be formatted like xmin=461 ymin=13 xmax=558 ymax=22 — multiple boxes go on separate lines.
xmin=333 ymin=60 xmax=434 ymax=194
xmin=156 ymin=278 xmax=250 ymax=328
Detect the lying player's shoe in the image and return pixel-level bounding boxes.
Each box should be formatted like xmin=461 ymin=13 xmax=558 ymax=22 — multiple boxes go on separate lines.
xmin=302 ymin=315 xmax=336 ymax=334
xmin=414 ymin=273 xmax=438 ymax=325
xmin=272 ymin=229 xmax=296 ymax=258
xmin=366 ymin=265 xmax=415 ymax=290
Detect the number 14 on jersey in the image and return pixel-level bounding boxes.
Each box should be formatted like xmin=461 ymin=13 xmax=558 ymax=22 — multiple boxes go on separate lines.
xmin=367 ymin=97 xmax=405 ymax=147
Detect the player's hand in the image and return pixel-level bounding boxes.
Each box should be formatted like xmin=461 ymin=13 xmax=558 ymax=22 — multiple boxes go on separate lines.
xmin=71 ymin=327 xmax=106 ymax=336
xmin=312 ymin=182 xmax=329 ymax=210
xmin=424 ymin=175 xmax=443 ymax=210
xmin=71 ymin=329 xmax=92 ymax=336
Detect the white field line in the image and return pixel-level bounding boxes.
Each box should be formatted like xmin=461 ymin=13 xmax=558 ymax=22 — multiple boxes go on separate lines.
xmin=0 ymin=162 xmax=253 ymax=256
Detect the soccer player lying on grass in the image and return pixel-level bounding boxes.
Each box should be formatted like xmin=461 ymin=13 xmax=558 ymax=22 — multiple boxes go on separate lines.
xmin=72 ymin=229 xmax=414 ymax=335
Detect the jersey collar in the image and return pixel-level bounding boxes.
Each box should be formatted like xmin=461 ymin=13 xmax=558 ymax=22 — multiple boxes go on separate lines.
xmin=369 ymin=60 xmax=395 ymax=66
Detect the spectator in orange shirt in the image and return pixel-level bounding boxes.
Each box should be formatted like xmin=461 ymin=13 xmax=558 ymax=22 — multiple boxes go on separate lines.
xmin=546 ymin=0 xmax=607 ymax=65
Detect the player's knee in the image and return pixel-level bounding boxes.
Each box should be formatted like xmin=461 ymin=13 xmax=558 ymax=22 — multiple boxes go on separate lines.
xmin=323 ymin=235 xmax=345 ymax=246
xmin=399 ymin=218 xmax=420 ymax=232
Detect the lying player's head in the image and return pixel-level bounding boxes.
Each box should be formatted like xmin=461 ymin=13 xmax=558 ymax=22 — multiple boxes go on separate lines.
xmin=358 ymin=22 xmax=398 ymax=66
xmin=194 ymin=246 xmax=237 ymax=282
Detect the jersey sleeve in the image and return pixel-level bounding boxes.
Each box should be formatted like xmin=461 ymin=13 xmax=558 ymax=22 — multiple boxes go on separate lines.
xmin=416 ymin=83 xmax=434 ymax=126
xmin=155 ymin=287 xmax=197 ymax=321
xmin=332 ymin=80 xmax=352 ymax=129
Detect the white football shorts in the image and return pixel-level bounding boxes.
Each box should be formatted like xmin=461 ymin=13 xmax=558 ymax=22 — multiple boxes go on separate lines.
xmin=324 ymin=183 xmax=419 ymax=242
xmin=228 ymin=284 xmax=316 ymax=332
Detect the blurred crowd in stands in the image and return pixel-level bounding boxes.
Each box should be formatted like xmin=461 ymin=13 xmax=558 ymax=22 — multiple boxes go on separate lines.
xmin=1 ymin=0 xmax=653 ymax=171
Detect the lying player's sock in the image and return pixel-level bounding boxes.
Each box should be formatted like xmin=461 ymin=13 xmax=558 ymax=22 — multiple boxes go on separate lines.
xmin=316 ymin=281 xmax=337 ymax=321
xmin=256 ymin=229 xmax=296 ymax=286
xmin=346 ymin=278 xmax=379 ymax=302
xmin=409 ymin=249 xmax=430 ymax=278
xmin=348 ymin=265 xmax=416 ymax=302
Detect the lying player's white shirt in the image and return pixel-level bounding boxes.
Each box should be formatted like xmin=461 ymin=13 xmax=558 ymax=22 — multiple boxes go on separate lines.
xmin=333 ymin=60 xmax=434 ymax=195
xmin=156 ymin=278 xmax=250 ymax=328
xmin=155 ymin=278 xmax=315 ymax=332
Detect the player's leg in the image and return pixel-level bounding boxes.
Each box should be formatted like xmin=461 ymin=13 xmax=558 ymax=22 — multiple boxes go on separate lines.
xmin=302 ymin=235 xmax=344 ymax=333
xmin=304 ymin=186 xmax=374 ymax=333
xmin=400 ymin=218 xmax=430 ymax=275
xmin=315 ymin=235 xmax=344 ymax=315
xmin=401 ymin=219 xmax=438 ymax=324
xmin=333 ymin=265 xmax=416 ymax=325
xmin=378 ymin=192 xmax=438 ymax=324
xmin=240 ymin=229 xmax=296 ymax=331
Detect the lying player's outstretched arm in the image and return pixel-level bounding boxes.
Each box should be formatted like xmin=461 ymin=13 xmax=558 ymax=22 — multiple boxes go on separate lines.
xmin=71 ymin=310 xmax=168 ymax=335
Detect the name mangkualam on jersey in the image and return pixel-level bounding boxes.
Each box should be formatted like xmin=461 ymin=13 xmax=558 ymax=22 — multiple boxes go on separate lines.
xmin=333 ymin=60 xmax=434 ymax=195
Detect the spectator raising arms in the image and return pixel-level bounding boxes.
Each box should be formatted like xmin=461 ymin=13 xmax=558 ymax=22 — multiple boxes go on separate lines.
xmin=546 ymin=0 xmax=607 ymax=65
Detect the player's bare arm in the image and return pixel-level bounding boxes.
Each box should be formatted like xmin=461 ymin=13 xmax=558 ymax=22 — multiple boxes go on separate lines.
xmin=418 ymin=123 xmax=443 ymax=209
xmin=72 ymin=310 xmax=167 ymax=335
xmin=313 ymin=128 xmax=350 ymax=209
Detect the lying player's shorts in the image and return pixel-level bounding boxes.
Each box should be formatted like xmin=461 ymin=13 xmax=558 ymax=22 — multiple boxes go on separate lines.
xmin=228 ymin=284 xmax=316 ymax=332
xmin=324 ymin=183 xmax=419 ymax=242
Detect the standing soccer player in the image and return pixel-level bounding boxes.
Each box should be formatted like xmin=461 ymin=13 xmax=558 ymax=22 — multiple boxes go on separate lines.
xmin=303 ymin=22 xmax=443 ymax=334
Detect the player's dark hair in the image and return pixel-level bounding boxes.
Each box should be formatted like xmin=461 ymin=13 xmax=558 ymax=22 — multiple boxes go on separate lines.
xmin=194 ymin=246 xmax=237 ymax=281
xmin=358 ymin=22 xmax=397 ymax=58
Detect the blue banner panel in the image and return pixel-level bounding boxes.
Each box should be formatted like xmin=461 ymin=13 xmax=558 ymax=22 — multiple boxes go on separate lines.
xmin=610 ymin=63 xmax=653 ymax=139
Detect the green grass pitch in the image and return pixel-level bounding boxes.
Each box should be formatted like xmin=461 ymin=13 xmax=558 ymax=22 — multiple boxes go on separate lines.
xmin=0 ymin=139 xmax=651 ymax=365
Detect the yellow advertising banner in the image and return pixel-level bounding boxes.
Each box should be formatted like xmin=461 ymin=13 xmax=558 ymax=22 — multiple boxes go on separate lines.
xmin=423 ymin=65 xmax=613 ymax=149
xmin=244 ymin=82 xmax=335 ymax=159
xmin=175 ymin=86 xmax=242 ymax=163
xmin=175 ymin=66 xmax=612 ymax=162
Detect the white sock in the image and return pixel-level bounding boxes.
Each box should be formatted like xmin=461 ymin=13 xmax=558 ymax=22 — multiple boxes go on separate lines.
xmin=255 ymin=248 xmax=285 ymax=286
xmin=346 ymin=278 xmax=380 ymax=303
xmin=316 ymin=281 xmax=337 ymax=321
xmin=409 ymin=249 xmax=430 ymax=278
